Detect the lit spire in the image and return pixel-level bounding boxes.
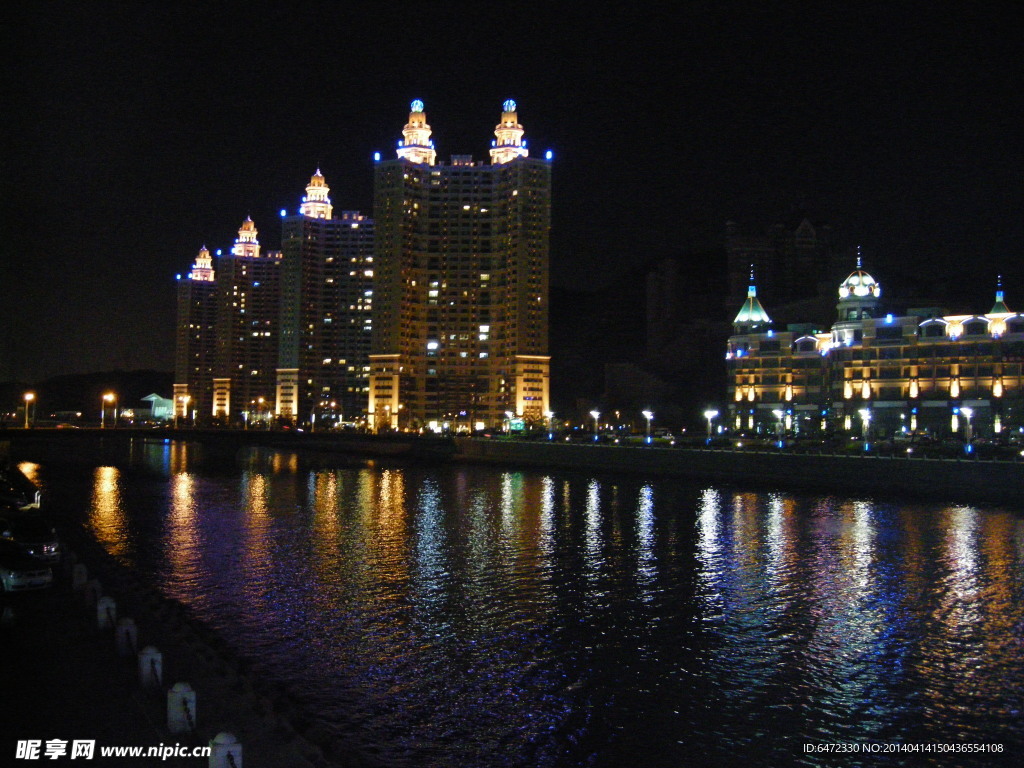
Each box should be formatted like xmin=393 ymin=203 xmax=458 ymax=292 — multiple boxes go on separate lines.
xmin=231 ymin=217 xmax=260 ymax=259
xmin=396 ymin=99 xmax=437 ymax=165
xmin=490 ymin=99 xmax=528 ymax=164
xmin=299 ymin=169 xmax=333 ymax=219
xmin=733 ymin=264 xmax=772 ymax=332
xmin=991 ymin=274 xmax=1011 ymax=314
xmin=189 ymin=245 xmax=215 ymax=282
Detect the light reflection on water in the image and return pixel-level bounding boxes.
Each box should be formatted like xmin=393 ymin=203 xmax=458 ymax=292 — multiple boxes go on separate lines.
xmin=35 ymin=445 xmax=1024 ymax=767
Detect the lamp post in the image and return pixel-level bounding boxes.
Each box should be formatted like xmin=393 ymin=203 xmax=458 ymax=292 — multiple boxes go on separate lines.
xmin=23 ymin=392 xmax=34 ymax=429
xmin=642 ymin=410 xmax=653 ymax=443
xmin=101 ymin=392 xmax=116 ymax=428
xmin=545 ymin=410 xmax=554 ymax=440
xmin=590 ymin=410 xmax=600 ymax=441
xmin=961 ymin=406 xmax=974 ymax=453
xmin=703 ymin=409 xmax=718 ymax=443
xmin=859 ymin=408 xmax=871 ymax=450
xmin=772 ymin=409 xmax=785 ymax=446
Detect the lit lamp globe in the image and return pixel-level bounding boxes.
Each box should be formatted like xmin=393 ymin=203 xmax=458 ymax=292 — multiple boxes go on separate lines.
xmin=703 ymin=409 xmax=719 ymax=440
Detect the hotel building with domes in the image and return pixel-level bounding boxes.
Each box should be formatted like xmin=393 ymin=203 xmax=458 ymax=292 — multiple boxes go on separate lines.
xmin=727 ymin=263 xmax=1024 ymax=440
xmin=368 ymin=100 xmax=552 ymax=432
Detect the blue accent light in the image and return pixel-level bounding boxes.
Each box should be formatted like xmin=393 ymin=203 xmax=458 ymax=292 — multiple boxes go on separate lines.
xmin=966 ymin=444 xmax=974 ymax=454
xmin=952 ymin=407 xmax=960 ymax=414
xmin=373 ymin=152 xmax=381 ymax=162
xmin=886 ymin=314 xmax=894 ymax=323
xmin=767 ymin=329 xmax=774 ymax=337
xmin=216 ymin=249 xmax=222 ymax=256
xmin=411 ymin=99 xmax=424 ymax=112
xmin=545 ymin=150 xmax=553 ymax=161
xmin=503 ymin=99 xmax=517 ymax=112
xmin=175 ymin=274 xmax=181 ymax=280
xmin=280 ymin=209 xmax=287 ymax=217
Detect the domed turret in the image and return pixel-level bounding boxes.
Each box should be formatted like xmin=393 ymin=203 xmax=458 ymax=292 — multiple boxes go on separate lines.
xmin=833 ymin=253 xmax=881 ymax=344
xmin=732 ymin=268 xmax=772 ymax=334
xmin=299 ymin=169 xmax=333 ymax=219
xmin=990 ymin=275 xmax=1011 ymax=314
xmin=838 ymin=267 xmax=881 ymax=300
xmin=396 ymin=99 xmax=437 ymax=165
xmin=231 ymin=217 xmax=260 ymax=259
xmin=490 ymin=99 xmax=528 ymax=164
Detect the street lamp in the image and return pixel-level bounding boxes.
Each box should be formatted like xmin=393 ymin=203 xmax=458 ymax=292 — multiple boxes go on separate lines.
xmin=703 ymin=409 xmax=718 ymax=443
xmin=545 ymin=410 xmax=554 ymax=440
xmin=101 ymin=392 xmax=116 ymax=429
xmin=590 ymin=410 xmax=600 ymax=441
xmin=859 ymin=407 xmax=871 ymax=450
xmin=175 ymin=395 xmax=190 ymax=429
xmin=23 ymin=392 xmax=35 ymax=429
xmin=772 ymin=409 xmax=785 ymax=446
xmin=642 ymin=410 xmax=653 ymax=443
xmin=961 ymin=407 xmax=974 ymax=453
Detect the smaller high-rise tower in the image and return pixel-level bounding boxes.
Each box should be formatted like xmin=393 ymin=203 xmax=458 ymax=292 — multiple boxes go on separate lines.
xmin=277 ymin=171 xmax=375 ymax=425
xmin=213 ymin=218 xmax=282 ymax=423
xmin=174 ymin=246 xmax=218 ymax=421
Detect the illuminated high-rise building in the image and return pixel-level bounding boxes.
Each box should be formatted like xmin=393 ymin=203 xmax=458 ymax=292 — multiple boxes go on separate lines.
xmin=173 ymin=246 xmax=217 ymax=420
xmin=211 ymin=217 xmax=282 ymax=423
xmin=275 ymin=170 xmax=375 ymax=425
xmin=369 ymin=100 xmax=552 ymax=431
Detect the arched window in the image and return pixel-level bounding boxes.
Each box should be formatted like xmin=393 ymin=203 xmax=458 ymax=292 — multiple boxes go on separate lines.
xmin=964 ymin=320 xmax=988 ymax=336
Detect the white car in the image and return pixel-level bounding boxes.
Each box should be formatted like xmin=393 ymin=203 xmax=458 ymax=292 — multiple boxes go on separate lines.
xmin=0 ymin=539 xmax=53 ymax=592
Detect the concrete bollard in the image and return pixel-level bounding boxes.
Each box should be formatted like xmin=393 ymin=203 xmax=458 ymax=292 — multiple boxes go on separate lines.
xmin=139 ymin=646 xmax=163 ymax=689
xmin=97 ymin=596 xmax=117 ymax=629
xmin=168 ymin=682 xmax=197 ymax=734
xmin=71 ymin=563 xmax=88 ymax=590
xmin=116 ymin=618 xmax=138 ymax=656
xmin=83 ymin=579 xmax=102 ymax=608
xmin=209 ymin=732 xmax=242 ymax=768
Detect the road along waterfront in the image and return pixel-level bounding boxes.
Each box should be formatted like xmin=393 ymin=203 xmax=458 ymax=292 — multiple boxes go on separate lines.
xmin=10 ymin=438 xmax=1024 ymax=766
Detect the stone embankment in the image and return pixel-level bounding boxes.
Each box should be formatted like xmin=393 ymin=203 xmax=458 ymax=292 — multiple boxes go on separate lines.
xmin=454 ymin=438 xmax=1024 ymax=506
xmin=1 ymin=516 xmax=381 ymax=767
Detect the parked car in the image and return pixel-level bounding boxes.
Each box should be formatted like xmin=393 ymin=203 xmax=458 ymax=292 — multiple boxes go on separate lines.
xmin=0 ymin=539 xmax=53 ymax=592
xmin=0 ymin=513 xmax=61 ymax=564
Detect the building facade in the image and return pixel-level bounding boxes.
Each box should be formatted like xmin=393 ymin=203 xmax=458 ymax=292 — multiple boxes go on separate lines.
xmin=727 ymin=267 xmax=1023 ymax=440
xmin=368 ymin=100 xmax=552 ymax=432
xmin=275 ymin=170 xmax=375 ymax=426
xmin=173 ymin=246 xmax=218 ymax=420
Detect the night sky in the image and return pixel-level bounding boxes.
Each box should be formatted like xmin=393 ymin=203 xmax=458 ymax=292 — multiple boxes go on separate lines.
xmin=3 ymin=2 xmax=1022 ymax=383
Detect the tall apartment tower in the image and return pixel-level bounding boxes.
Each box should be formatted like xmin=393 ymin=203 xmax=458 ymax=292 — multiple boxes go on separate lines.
xmin=275 ymin=170 xmax=375 ymax=425
xmin=212 ymin=217 xmax=282 ymax=424
xmin=369 ymin=100 xmax=552 ymax=431
xmin=173 ymin=246 xmax=218 ymax=421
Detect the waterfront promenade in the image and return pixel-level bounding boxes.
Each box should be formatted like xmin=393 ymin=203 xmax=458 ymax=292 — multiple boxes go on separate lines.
xmin=0 ymin=516 xmax=366 ymax=767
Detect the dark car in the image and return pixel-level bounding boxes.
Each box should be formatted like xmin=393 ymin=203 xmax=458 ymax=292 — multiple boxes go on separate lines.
xmin=0 ymin=539 xmax=53 ymax=593
xmin=0 ymin=513 xmax=61 ymax=564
